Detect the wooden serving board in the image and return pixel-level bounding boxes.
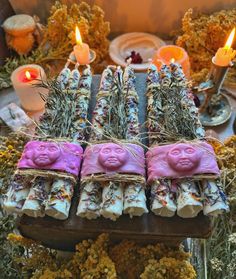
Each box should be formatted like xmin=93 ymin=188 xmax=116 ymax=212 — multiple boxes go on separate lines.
xmin=16 ymin=73 xmax=212 ymax=250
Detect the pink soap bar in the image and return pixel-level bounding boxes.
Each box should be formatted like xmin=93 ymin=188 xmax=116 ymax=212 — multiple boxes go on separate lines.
xmin=81 ymin=143 xmax=145 ymax=177
xmin=18 ymin=141 xmax=83 ymax=176
xmin=146 ymin=141 xmax=220 ymax=183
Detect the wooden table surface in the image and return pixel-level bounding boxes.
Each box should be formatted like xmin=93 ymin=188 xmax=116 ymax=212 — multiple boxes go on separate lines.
xmin=0 ymin=74 xmax=235 ymax=251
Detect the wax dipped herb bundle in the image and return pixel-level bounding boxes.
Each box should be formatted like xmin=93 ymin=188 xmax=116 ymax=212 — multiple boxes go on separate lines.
xmin=77 ymin=64 xmax=148 ymax=220
xmin=0 ymin=1 xmax=110 ymax=89
xmin=145 ymin=62 xmax=228 ymax=218
xmin=3 ymin=65 xmax=92 ymax=220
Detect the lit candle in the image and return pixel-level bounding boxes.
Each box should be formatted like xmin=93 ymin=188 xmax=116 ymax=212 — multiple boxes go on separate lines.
xmin=11 ymin=64 xmax=48 ymax=111
xmin=152 ymin=45 xmax=190 ymax=78
xmin=73 ymin=26 xmax=90 ymax=65
xmin=213 ymin=28 xmax=235 ymax=67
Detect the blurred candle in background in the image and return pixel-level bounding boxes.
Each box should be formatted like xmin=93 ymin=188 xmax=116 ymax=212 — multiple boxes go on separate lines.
xmin=11 ymin=64 xmax=48 ymax=111
xmin=152 ymin=45 xmax=190 ymax=78
xmin=73 ymin=26 xmax=90 ymax=65
xmin=213 ymin=28 xmax=235 ymax=67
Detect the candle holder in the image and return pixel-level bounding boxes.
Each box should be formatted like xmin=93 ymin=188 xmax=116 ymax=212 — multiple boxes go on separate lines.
xmin=68 ymin=49 xmax=96 ymax=66
xmin=195 ymin=58 xmax=233 ymax=126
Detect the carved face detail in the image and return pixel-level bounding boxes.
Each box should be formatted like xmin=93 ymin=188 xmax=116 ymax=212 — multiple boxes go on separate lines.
xmin=167 ymin=144 xmax=201 ymax=172
xmin=31 ymin=142 xmax=61 ymax=167
xmin=98 ymin=144 xmax=128 ymax=170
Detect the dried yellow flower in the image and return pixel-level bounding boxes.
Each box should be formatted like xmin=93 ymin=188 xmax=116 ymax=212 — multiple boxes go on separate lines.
xmin=177 ymin=8 xmax=236 ymax=84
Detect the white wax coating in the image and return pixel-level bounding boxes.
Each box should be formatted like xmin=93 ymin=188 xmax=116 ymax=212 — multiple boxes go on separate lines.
xmin=150 ymin=181 xmax=176 ymax=217
xmin=68 ymin=68 xmax=80 ymax=90
xmin=123 ymin=184 xmax=148 ymax=217
xmin=100 ymin=182 xmax=123 ymax=221
xmin=76 ymin=182 xmax=101 ymax=219
xmin=45 ymin=179 xmax=74 ymax=220
xmin=177 ymin=180 xmax=203 ymax=218
xmin=4 ymin=186 xmax=29 ymax=214
xmin=57 ymin=67 xmax=71 ymax=90
xmin=201 ymin=179 xmax=229 ymax=217
xmin=22 ymin=179 xmax=51 ymax=218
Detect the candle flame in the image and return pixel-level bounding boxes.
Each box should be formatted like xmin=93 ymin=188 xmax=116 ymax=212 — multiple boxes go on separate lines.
xmin=224 ymin=28 xmax=235 ymax=50
xmin=170 ymin=58 xmax=175 ymax=63
xmin=25 ymin=71 xmax=31 ymax=80
xmin=75 ymin=26 xmax=82 ymax=45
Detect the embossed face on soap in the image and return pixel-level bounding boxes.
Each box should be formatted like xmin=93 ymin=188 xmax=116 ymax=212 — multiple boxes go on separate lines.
xmin=31 ymin=142 xmax=61 ymax=167
xmin=167 ymin=144 xmax=201 ymax=172
xmin=98 ymin=144 xmax=128 ymax=170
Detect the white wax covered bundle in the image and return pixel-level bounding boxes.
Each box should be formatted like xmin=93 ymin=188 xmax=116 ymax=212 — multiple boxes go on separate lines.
xmin=4 ymin=176 xmax=30 ymax=214
xmin=77 ymin=182 xmax=102 ymax=219
xmin=177 ymin=180 xmax=203 ymax=218
xmin=202 ymin=179 xmax=229 ymax=216
xmin=151 ymin=180 xmax=176 ymax=217
xmin=124 ymin=184 xmax=148 ymax=217
xmin=22 ymin=177 xmax=51 ymax=218
xmin=100 ymin=182 xmax=124 ymax=221
xmin=45 ymin=179 xmax=74 ymax=220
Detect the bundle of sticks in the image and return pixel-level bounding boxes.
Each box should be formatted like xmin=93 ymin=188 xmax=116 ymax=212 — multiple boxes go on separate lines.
xmin=146 ymin=62 xmax=228 ymax=218
xmin=77 ymin=63 xmax=148 ymax=220
xmin=4 ymin=64 xmax=92 ymax=220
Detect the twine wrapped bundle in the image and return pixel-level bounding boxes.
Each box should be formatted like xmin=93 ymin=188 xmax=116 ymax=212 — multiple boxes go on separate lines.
xmin=146 ymin=63 xmax=228 ymax=218
xmin=4 ymin=65 xmax=92 ymax=220
xmin=77 ymin=64 xmax=147 ymax=220
xmin=170 ymin=62 xmax=228 ymax=217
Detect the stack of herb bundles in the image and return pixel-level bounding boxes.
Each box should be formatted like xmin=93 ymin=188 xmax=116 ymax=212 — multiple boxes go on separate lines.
xmin=4 ymin=64 xmax=92 ymax=220
xmin=146 ymin=63 xmax=228 ymax=218
xmin=77 ymin=64 xmax=148 ymax=220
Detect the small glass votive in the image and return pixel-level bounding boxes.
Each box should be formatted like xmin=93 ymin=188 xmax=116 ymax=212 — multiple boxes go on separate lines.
xmin=11 ymin=64 xmax=48 ymax=112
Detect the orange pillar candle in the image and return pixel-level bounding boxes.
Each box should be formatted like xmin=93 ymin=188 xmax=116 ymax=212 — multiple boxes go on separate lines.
xmin=73 ymin=26 xmax=90 ymax=65
xmin=11 ymin=64 xmax=48 ymax=111
xmin=213 ymin=28 xmax=235 ymax=66
xmin=152 ymin=45 xmax=190 ymax=78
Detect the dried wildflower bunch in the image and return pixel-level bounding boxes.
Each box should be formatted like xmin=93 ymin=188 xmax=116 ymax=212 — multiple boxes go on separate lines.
xmin=7 ymin=233 xmax=195 ymax=279
xmin=0 ymin=133 xmax=27 ymax=278
xmin=206 ymin=135 xmax=236 ymax=279
xmin=41 ymin=1 xmax=110 ymax=64
xmin=0 ymin=133 xmax=27 ymax=194
xmin=176 ymin=8 xmax=236 ymax=84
